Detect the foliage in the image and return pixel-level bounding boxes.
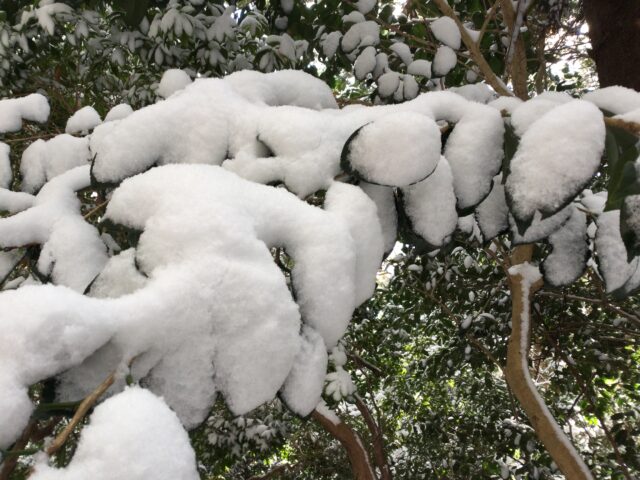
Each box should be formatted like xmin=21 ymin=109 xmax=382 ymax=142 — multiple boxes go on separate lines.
xmin=0 ymin=2 xmax=639 ymax=480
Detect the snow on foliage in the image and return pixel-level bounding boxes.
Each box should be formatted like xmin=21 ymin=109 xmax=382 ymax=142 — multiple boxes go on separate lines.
xmin=0 ymin=68 xmax=636 ymax=468
xmin=430 ymin=17 xmax=461 ymax=50
xmin=0 ymin=94 xmax=50 ymax=133
xmin=541 ymin=205 xmax=588 ymax=287
xmin=65 ymin=106 xmax=102 ymax=134
xmin=505 ymin=101 xmax=605 ymax=226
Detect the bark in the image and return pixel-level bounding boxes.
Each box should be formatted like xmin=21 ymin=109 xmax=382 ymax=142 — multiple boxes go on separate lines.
xmin=505 ymin=245 xmax=594 ymax=480
xmin=500 ymin=0 xmax=530 ymax=99
xmin=312 ymin=408 xmax=376 ymax=480
xmin=583 ymin=0 xmax=640 ymax=91
xmin=354 ymin=394 xmax=392 ymax=480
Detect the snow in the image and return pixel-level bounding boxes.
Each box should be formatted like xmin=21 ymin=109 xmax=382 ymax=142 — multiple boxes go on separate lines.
xmin=157 ymin=69 xmax=193 ymax=98
xmin=377 ymin=71 xmax=400 ymax=97
xmin=360 ymin=182 xmax=397 ymax=254
xmin=343 ymin=11 xmax=366 ymax=24
xmin=596 ymin=210 xmax=639 ymax=293
xmin=0 ymin=250 xmax=22 ymax=282
xmin=357 ymin=0 xmax=376 ymax=14
xmin=475 ymin=174 xmax=509 ymax=241
xmin=510 ymin=99 xmax=558 ymax=137
xmin=315 ymin=400 xmax=341 ymax=425
xmin=450 ymin=84 xmax=495 ymax=104
xmin=0 ymin=189 xmax=35 ymax=213
xmin=541 ymin=206 xmax=588 ymax=286
xmin=325 ymin=182 xmax=384 ymax=305
xmin=20 ymin=134 xmax=90 ymax=193
xmin=354 ymin=46 xmax=377 ymax=80
xmin=104 ymin=103 xmax=134 ymax=123
xmin=65 ymin=106 xmax=102 ymax=134
xmin=280 ymin=327 xmax=328 ymax=416
xmin=0 ymin=166 xmax=107 ymax=291
xmin=403 ymin=75 xmax=419 ymax=100
xmin=488 ymin=96 xmax=523 ymax=114
xmin=0 ymin=142 xmax=11 ymax=188
xmin=505 ymin=100 xmax=605 ymax=224
xmin=0 ymin=162 xmax=362 ymax=447
xmin=432 ymin=45 xmax=457 ymax=76
xmin=0 ymin=93 xmax=50 ymax=133
xmin=88 ymin=249 xmax=148 ymax=299
xmin=30 ymin=388 xmax=199 ymax=480
xmin=401 ymin=156 xmax=458 ymax=248
xmin=438 ymin=93 xmax=505 ymax=210
xmin=510 ymin=206 xmax=572 ymax=244
xmin=583 ymin=86 xmax=640 ymax=115
xmin=341 ymin=21 xmax=380 ymax=52
xmin=343 ymin=112 xmax=441 ymax=186
xmin=322 ymin=31 xmax=342 ymax=57
xmin=430 ymin=16 xmax=461 ymax=50
xmin=373 ymin=52 xmax=389 ymax=78
xmin=407 ymin=59 xmax=432 ymax=78
xmin=389 ymin=42 xmax=413 ymax=66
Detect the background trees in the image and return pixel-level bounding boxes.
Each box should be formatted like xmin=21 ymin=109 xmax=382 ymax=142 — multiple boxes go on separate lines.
xmin=1 ymin=1 xmax=639 ymax=480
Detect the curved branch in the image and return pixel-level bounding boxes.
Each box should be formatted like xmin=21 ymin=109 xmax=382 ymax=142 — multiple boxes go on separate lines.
xmin=354 ymin=394 xmax=392 ymax=480
xmin=505 ymin=246 xmax=593 ymax=480
xmin=312 ymin=406 xmax=376 ymax=480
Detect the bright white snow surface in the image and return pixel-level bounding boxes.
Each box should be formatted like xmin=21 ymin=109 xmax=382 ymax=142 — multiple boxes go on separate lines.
xmin=31 ymin=388 xmax=199 ymax=480
xmin=65 ymin=106 xmax=102 ymax=134
xmin=506 ymin=100 xmax=605 ymax=223
xmin=0 ymin=93 xmax=50 ymax=133
xmin=430 ymin=16 xmax=461 ymax=50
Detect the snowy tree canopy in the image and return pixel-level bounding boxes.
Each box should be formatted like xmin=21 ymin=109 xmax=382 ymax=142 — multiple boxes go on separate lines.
xmin=1 ymin=64 xmax=640 ymax=477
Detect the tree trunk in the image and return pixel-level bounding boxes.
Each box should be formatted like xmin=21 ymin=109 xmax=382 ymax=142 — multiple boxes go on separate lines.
xmin=583 ymin=0 xmax=640 ymax=91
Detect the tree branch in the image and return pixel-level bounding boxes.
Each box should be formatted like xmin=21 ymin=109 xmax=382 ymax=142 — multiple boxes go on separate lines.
xmin=354 ymin=394 xmax=392 ymax=480
xmin=505 ymin=245 xmax=593 ymax=480
xmin=431 ymin=0 xmax=514 ymax=97
xmin=46 ymin=370 xmax=116 ymax=456
xmin=312 ymin=407 xmax=376 ymax=480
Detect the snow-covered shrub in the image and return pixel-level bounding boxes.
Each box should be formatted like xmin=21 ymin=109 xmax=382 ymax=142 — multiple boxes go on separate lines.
xmin=0 ymin=69 xmax=638 ymax=475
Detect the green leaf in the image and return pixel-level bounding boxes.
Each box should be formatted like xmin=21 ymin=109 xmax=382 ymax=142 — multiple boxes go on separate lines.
xmin=621 ymin=193 xmax=640 ymax=261
xmin=112 ymin=0 xmax=151 ymax=28
xmin=501 ymin=122 xmax=519 ymax=183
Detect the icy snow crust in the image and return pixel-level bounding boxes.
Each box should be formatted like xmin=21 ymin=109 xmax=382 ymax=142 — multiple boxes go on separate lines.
xmin=0 ymin=70 xmax=634 ymax=464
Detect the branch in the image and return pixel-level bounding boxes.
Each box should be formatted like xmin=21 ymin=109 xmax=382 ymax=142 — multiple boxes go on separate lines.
xmin=0 ymin=421 xmax=37 ymax=480
xmin=347 ymin=352 xmax=384 ymax=377
xmin=312 ymin=407 xmax=376 ymax=480
xmin=430 ymin=0 xmax=514 ymax=97
xmin=504 ymin=245 xmax=594 ymax=480
xmin=476 ymin=0 xmax=501 ymax=46
xmin=45 ymin=370 xmax=116 ymax=456
xmin=603 ymin=116 xmax=640 ymax=137
xmin=498 ymin=0 xmax=529 ymax=99
xmin=537 ymin=291 xmax=640 ymax=329
xmin=354 ymin=394 xmax=392 ymax=480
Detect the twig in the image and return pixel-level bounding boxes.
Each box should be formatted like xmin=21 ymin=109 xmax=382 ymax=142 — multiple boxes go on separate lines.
xmin=45 ymin=371 xmax=116 ymax=456
xmin=354 ymin=394 xmax=392 ymax=480
xmin=347 ymin=352 xmax=384 ymax=377
xmin=477 ymin=0 xmax=501 ymax=46
xmin=537 ymin=291 xmax=640 ymax=329
xmin=83 ymin=200 xmax=109 ymax=220
xmin=0 ymin=421 xmax=37 ymax=480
